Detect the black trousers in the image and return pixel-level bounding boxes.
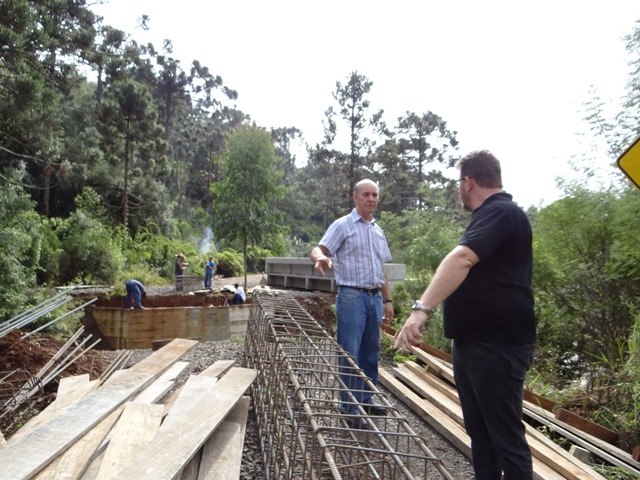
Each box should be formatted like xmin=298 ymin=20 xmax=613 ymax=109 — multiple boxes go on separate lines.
xmin=452 ymin=339 xmax=535 ymax=480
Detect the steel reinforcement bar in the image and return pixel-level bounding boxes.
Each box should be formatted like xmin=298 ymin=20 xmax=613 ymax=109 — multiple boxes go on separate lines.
xmin=244 ymin=292 xmax=454 ymax=480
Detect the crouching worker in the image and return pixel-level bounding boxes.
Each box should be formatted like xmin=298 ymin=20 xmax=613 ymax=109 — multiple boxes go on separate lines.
xmin=124 ymin=279 xmax=147 ymax=309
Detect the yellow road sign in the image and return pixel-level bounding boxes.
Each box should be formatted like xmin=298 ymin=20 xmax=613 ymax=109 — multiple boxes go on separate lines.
xmin=618 ymin=136 xmax=640 ymax=189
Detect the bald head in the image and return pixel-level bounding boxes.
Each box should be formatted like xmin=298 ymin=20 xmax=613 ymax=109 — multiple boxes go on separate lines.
xmin=353 ymin=179 xmax=380 ymax=221
xmin=354 ymin=179 xmax=379 ymax=194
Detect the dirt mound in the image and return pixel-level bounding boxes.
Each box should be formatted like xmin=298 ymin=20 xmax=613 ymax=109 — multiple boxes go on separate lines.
xmin=0 ymin=329 xmax=115 ymax=436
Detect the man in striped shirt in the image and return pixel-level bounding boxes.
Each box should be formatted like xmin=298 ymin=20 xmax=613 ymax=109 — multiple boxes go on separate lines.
xmin=310 ymin=179 xmax=394 ymax=429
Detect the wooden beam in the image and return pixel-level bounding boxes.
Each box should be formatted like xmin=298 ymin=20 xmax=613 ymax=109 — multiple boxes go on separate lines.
xmin=386 ymin=364 xmax=604 ymax=480
xmin=555 ymin=408 xmax=619 ymax=446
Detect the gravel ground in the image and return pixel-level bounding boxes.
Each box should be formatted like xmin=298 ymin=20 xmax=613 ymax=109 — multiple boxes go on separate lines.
xmin=124 ymin=337 xmax=474 ymax=480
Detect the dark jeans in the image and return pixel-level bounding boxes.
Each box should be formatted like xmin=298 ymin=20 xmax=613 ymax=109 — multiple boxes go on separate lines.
xmin=452 ymin=339 xmax=535 ymax=480
xmin=336 ymin=287 xmax=383 ymax=413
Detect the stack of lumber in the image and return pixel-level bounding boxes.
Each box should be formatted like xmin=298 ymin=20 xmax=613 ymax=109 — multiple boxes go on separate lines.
xmin=379 ymin=342 xmax=640 ymax=480
xmin=0 ymin=338 xmax=256 ymax=480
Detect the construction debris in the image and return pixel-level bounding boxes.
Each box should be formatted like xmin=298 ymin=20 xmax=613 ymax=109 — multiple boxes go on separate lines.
xmin=0 ymin=339 xmax=254 ymax=480
xmin=0 ymin=327 xmax=101 ymax=432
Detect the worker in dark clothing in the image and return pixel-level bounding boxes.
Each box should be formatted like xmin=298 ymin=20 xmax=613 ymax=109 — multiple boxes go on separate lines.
xmin=124 ymin=279 xmax=146 ymax=309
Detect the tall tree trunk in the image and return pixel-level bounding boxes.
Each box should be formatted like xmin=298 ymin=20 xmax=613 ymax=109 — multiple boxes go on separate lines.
xmin=123 ymin=136 xmax=131 ymax=229
xmin=243 ymin=234 xmax=248 ymax=292
xmin=42 ymin=162 xmax=52 ymax=217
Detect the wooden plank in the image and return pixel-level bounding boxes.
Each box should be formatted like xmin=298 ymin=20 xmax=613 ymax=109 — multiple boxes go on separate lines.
xmin=525 ymin=424 xmax=608 ymax=480
xmin=160 ymin=376 xmax=219 ymax=432
xmin=382 ymin=326 xmax=452 ymax=363
xmin=524 ymin=389 xmax=556 ymax=412
xmin=77 ymin=450 xmax=104 ymax=480
xmin=199 ymin=359 xmax=235 ymax=378
xmin=388 ymin=366 xmax=601 ymax=480
xmin=87 ymin=361 xmax=189 ymax=460
xmin=525 ymin=426 xmax=600 ymax=480
xmin=133 ymin=361 xmax=189 ymax=405
xmin=380 ymin=369 xmax=567 ymax=480
xmin=161 ymin=360 xmax=235 ymax=416
xmin=0 ymin=338 xmax=198 ymax=480
xmin=197 ymin=396 xmax=250 ymax=480
xmin=384 ymin=330 xmax=555 ymax=411
xmin=403 ymin=361 xmax=459 ymax=402
xmin=57 ymin=374 xmax=90 ymax=398
xmin=8 ymin=380 xmax=100 ymax=445
xmin=94 ymin=403 xmax=163 ymax=480
xmin=555 ymin=408 xmax=620 ymax=445
xmin=32 ymin=409 xmax=122 ymax=480
xmin=179 ymin=451 xmax=201 ymax=480
xmin=34 ymin=356 xmax=192 ymax=480
xmin=379 ymin=369 xmax=471 ymax=456
xmin=78 ymin=361 xmax=189 ymax=480
xmin=107 ymin=367 xmax=256 ymax=480
xmin=169 ymin=360 xmax=236 ymax=478
xmin=525 ymin=402 xmax=640 ymax=475
xmin=394 ymin=364 xmax=464 ymax=425
xmin=0 ymin=431 xmax=5 ymax=451
xmin=407 ymin=345 xmax=456 ymax=384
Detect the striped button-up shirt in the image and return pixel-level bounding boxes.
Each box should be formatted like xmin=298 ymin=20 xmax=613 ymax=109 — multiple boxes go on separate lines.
xmin=319 ymin=209 xmax=391 ymax=289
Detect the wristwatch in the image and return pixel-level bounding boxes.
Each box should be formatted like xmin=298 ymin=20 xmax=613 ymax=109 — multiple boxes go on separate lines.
xmin=411 ymin=300 xmax=432 ymax=315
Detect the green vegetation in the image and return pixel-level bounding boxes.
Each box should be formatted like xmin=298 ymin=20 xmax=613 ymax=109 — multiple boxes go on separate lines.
xmin=1 ymin=1 xmax=640 ymax=472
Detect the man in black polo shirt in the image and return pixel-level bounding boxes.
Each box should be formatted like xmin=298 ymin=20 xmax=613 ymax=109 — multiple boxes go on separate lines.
xmin=395 ymin=150 xmax=536 ymax=480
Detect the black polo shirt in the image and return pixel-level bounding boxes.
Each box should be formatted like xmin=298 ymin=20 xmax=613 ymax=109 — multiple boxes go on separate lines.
xmin=443 ymin=192 xmax=536 ymax=345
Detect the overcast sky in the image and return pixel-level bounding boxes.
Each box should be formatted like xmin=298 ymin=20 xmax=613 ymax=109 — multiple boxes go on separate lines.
xmin=91 ymin=0 xmax=640 ymax=208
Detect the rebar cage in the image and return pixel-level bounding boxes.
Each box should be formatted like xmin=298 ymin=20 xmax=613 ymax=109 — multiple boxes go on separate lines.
xmin=244 ymin=291 xmax=454 ymax=480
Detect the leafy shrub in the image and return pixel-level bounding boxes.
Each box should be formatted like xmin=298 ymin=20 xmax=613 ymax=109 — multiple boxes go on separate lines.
xmin=54 ymin=212 xmax=123 ymax=285
xmin=35 ymin=219 xmax=62 ymax=285
xmin=120 ymin=227 xmax=198 ymax=280
xmin=0 ymin=179 xmax=46 ymax=319
xmin=246 ymin=246 xmax=271 ymax=273
xmin=389 ymin=273 xmax=450 ymax=353
xmin=215 ymin=249 xmax=244 ymax=277
xmin=113 ymin=268 xmax=167 ymax=296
